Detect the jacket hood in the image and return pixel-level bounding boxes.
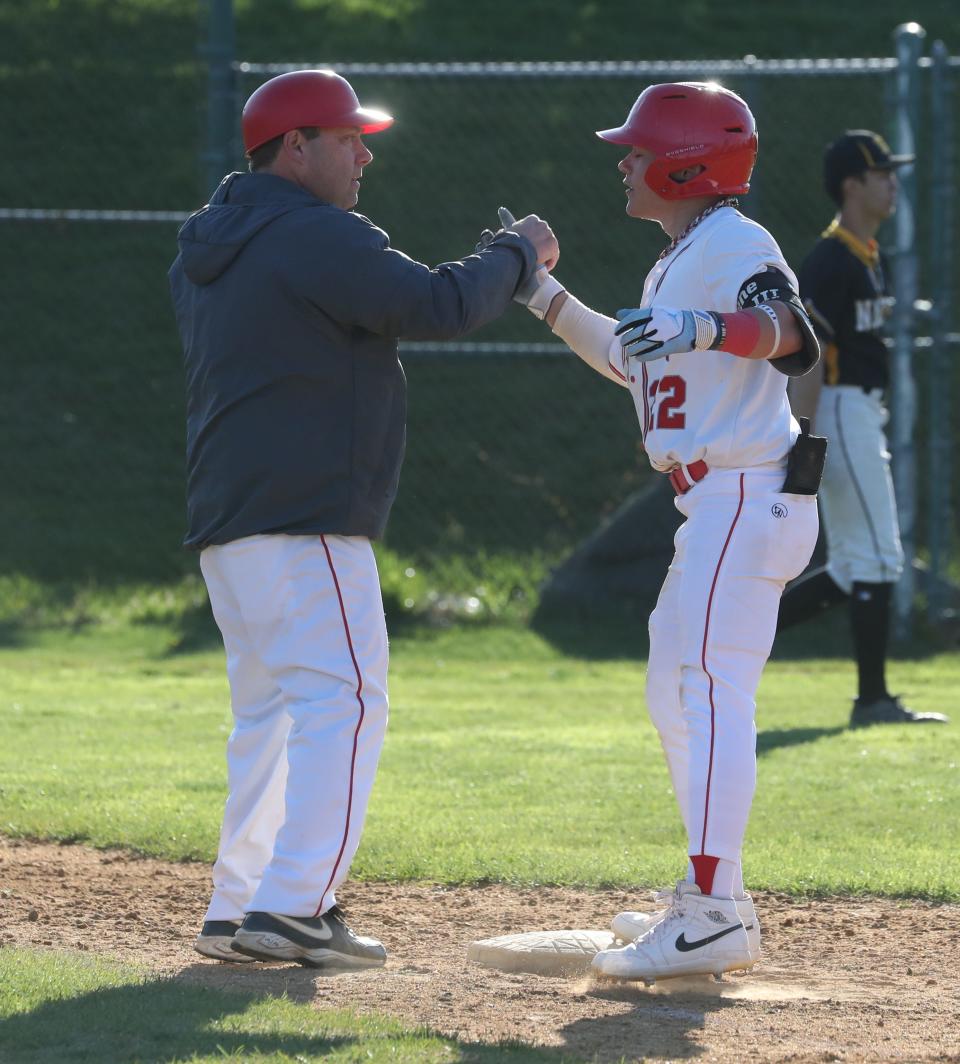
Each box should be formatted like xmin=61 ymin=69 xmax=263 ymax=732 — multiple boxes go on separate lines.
xmin=176 ymin=172 xmax=320 ymax=285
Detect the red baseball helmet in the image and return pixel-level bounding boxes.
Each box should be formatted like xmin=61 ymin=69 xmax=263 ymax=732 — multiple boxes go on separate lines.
xmin=596 ymin=82 xmax=758 ymax=200
xmin=242 ymin=70 xmax=393 ymax=155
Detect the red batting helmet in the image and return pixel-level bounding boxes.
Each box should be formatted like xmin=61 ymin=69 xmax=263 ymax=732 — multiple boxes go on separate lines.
xmin=596 ymin=82 xmax=758 ymax=200
xmin=242 ymin=70 xmax=393 ymax=155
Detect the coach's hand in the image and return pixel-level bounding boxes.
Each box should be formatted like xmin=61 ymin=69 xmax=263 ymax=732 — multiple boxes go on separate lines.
xmin=474 ymin=220 xmax=564 ymax=320
xmin=616 ymin=305 xmax=718 ymax=363
xmin=497 ymin=207 xmax=559 ymax=272
xmin=495 ymin=206 xmax=564 ymax=319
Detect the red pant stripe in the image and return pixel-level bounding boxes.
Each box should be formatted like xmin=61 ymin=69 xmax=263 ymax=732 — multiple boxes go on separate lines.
xmin=314 ymin=534 xmax=366 ymax=918
xmin=698 ymin=473 xmax=746 ymax=856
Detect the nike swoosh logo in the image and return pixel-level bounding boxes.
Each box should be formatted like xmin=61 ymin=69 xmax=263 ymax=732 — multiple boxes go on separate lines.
xmin=675 ymin=923 xmax=743 ymax=952
xmin=274 ymin=913 xmax=334 ymax=942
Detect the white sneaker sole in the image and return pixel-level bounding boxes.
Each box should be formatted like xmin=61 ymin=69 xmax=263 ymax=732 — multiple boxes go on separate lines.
xmin=593 ymin=953 xmax=757 ymax=984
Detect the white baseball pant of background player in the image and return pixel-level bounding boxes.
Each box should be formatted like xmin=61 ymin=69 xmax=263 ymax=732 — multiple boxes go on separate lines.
xmin=199 ymin=533 xmax=389 ymax=920
xmin=815 ymin=384 xmax=903 ymax=590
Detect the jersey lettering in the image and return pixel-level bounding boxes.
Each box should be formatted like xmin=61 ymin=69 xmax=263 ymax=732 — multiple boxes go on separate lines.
xmin=854 ymin=297 xmax=888 ymax=332
xmin=648 ymin=374 xmax=687 ymax=430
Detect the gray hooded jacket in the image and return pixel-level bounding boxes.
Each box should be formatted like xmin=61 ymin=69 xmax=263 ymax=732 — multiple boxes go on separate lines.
xmin=169 ymin=171 xmax=535 ymax=549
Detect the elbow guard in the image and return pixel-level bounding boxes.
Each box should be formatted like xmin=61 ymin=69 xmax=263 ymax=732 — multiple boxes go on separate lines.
xmin=737 ymin=268 xmax=820 ymax=377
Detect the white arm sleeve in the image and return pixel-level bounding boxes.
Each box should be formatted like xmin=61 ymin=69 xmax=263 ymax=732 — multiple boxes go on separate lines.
xmin=551 ymin=292 xmax=629 ymax=388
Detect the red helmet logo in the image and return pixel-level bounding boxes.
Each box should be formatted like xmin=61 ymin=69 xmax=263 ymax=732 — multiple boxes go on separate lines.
xmin=242 ymin=70 xmax=393 ymax=155
xmin=597 ymin=82 xmax=758 ymax=200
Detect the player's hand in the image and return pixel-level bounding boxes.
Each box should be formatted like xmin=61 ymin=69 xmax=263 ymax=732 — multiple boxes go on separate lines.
xmin=498 ymin=207 xmax=562 ymax=317
xmin=475 ymin=228 xmax=496 ymax=253
xmin=508 ymin=264 xmax=565 ymax=319
xmin=477 ymin=207 xmax=563 ymax=319
xmin=616 ymin=305 xmax=716 ymax=362
xmin=497 ymin=207 xmax=559 ymax=271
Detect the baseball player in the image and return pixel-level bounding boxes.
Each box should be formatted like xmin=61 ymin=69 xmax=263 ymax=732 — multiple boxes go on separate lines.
xmin=168 ymin=69 xmax=558 ymax=968
xmin=503 ymin=82 xmax=821 ymax=982
xmin=779 ymin=130 xmax=949 ymax=727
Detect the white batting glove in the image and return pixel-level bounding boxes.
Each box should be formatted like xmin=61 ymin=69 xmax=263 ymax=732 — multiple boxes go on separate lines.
xmin=616 ymin=305 xmax=719 ymax=363
xmin=508 ymin=264 xmax=564 ymax=319
xmin=498 ymin=206 xmax=565 ymax=320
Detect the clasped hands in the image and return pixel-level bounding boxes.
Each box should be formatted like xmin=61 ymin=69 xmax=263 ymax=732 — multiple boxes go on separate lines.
xmin=476 ymin=207 xmax=563 ymax=320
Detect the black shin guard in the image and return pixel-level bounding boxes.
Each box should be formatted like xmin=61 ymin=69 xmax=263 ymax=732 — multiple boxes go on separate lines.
xmin=777 ymin=565 xmax=848 ymax=632
xmin=850 ymin=581 xmax=894 ymax=703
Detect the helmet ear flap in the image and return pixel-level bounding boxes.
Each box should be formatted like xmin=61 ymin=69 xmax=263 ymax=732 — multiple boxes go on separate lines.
xmin=644 ymin=137 xmax=757 ymax=201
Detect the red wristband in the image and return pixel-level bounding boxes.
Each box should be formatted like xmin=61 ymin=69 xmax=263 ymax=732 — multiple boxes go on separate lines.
xmin=711 ymin=310 xmax=762 ymax=358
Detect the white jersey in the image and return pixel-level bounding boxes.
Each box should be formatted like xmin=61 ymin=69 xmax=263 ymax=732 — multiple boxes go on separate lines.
xmin=611 ymin=206 xmax=798 ymax=473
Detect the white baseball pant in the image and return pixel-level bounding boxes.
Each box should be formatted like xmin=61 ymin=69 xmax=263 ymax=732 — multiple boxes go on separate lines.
xmin=646 ymin=468 xmax=819 ymax=865
xmin=816 ymin=385 xmax=904 ymax=591
xmin=199 ymin=533 xmax=389 ymax=920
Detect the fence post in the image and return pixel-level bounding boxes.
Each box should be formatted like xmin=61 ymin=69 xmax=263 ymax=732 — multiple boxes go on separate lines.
xmin=202 ymin=0 xmax=237 ymax=200
xmin=889 ymin=21 xmax=925 ymax=640
xmin=927 ymin=39 xmax=954 ymax=623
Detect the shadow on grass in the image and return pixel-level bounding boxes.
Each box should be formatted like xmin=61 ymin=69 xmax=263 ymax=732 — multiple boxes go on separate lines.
xmin=0 ymin=622 xmax=30 ymax=649
xmin=161 ymin=600 xmax=221 ymax=655
xmin=0 ymin=969 xmax=562 ymax=1064
xmin=530 ymin=606 xmax=652 ymax=662
xmin=756 ymin=725 xmax=846 ymax=756
xmin=533 ymin=596 xmax=954 ymax=665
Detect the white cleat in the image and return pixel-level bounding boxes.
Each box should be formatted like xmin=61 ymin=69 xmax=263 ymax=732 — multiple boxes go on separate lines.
xmin=612 ymin=888 xmax=761 ymax=963
xmin=593 ymin=881 xmax=756 ymax=983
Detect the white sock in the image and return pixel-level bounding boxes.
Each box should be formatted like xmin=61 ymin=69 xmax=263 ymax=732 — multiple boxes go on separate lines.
xmin=709 ymin=858 xmax=738 ymax=899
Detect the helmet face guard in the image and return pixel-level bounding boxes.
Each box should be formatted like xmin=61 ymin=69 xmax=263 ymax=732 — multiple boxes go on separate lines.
xmin=242 ymin=70 xmax=393 ymax=155
xmin=597 ymin=82 xmax=758 ymax=201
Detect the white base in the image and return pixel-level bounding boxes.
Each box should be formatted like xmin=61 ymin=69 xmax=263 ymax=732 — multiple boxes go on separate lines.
xmin=467 ymin=929 xmax=615 ymax=976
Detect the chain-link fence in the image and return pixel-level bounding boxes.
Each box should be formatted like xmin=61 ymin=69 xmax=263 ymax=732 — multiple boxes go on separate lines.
xmin=3 ymin=17 xmax=957 ymax=625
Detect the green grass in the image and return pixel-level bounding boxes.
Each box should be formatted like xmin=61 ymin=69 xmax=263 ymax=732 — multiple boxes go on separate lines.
xmin=0 ymin=949 xmax=561 ymax=1063
xmin=1 ymin=622 xmax=957 ymax=899
xmin=0 ymin=542 xmax=556 ymax=639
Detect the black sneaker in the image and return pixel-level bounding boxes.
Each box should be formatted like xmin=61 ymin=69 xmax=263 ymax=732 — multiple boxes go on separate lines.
xmin=230 ymin=906 xmax=387 ymax=969
xmin=850 ymin=694 xmax=950 ymax=727
xmin=194 ymin=919 xmax=257 ymax=962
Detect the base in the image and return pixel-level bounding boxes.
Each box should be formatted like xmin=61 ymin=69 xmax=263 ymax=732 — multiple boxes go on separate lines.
xmin=467 ymin=929 xmax=615 ymax=976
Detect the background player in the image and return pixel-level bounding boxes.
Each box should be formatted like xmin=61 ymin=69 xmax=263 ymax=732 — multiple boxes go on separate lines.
xmin=779 ymin=130 xmax=949 ymax=727
xmin=169 ymin=69 xmax=558 ymax=969
xmin=499 ymin=82 xmax=820 ymax=982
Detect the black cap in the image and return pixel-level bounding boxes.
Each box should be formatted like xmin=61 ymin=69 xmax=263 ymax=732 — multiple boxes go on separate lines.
xmin=823 ymin=130 xmax=914 ymax=204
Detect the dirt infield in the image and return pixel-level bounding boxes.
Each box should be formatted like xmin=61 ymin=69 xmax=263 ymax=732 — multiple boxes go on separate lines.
xmin=2 ymin=837 xmax=958 ymax=1063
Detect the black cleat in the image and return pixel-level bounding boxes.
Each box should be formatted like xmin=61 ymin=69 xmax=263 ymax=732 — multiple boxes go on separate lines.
xmin=850 ymin=694 xmax=950 ymax=727
xmin=194 ymin=919 xmax=258 ymax=962
xmin=231 ymin=906 xmax=387 ymax=969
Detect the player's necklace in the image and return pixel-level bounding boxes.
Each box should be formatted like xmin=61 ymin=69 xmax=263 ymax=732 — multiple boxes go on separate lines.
xmin=657 ymin=197 xmax=739 ymax=262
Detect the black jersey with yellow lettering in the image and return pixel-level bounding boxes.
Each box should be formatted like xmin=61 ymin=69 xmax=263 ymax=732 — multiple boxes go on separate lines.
xmin=798 ymin=221 xmax=892 ymax=391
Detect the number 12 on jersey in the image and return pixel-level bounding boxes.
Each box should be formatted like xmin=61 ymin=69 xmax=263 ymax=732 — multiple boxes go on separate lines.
xmin=648 ymin=374 xmax=686 ymax=430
